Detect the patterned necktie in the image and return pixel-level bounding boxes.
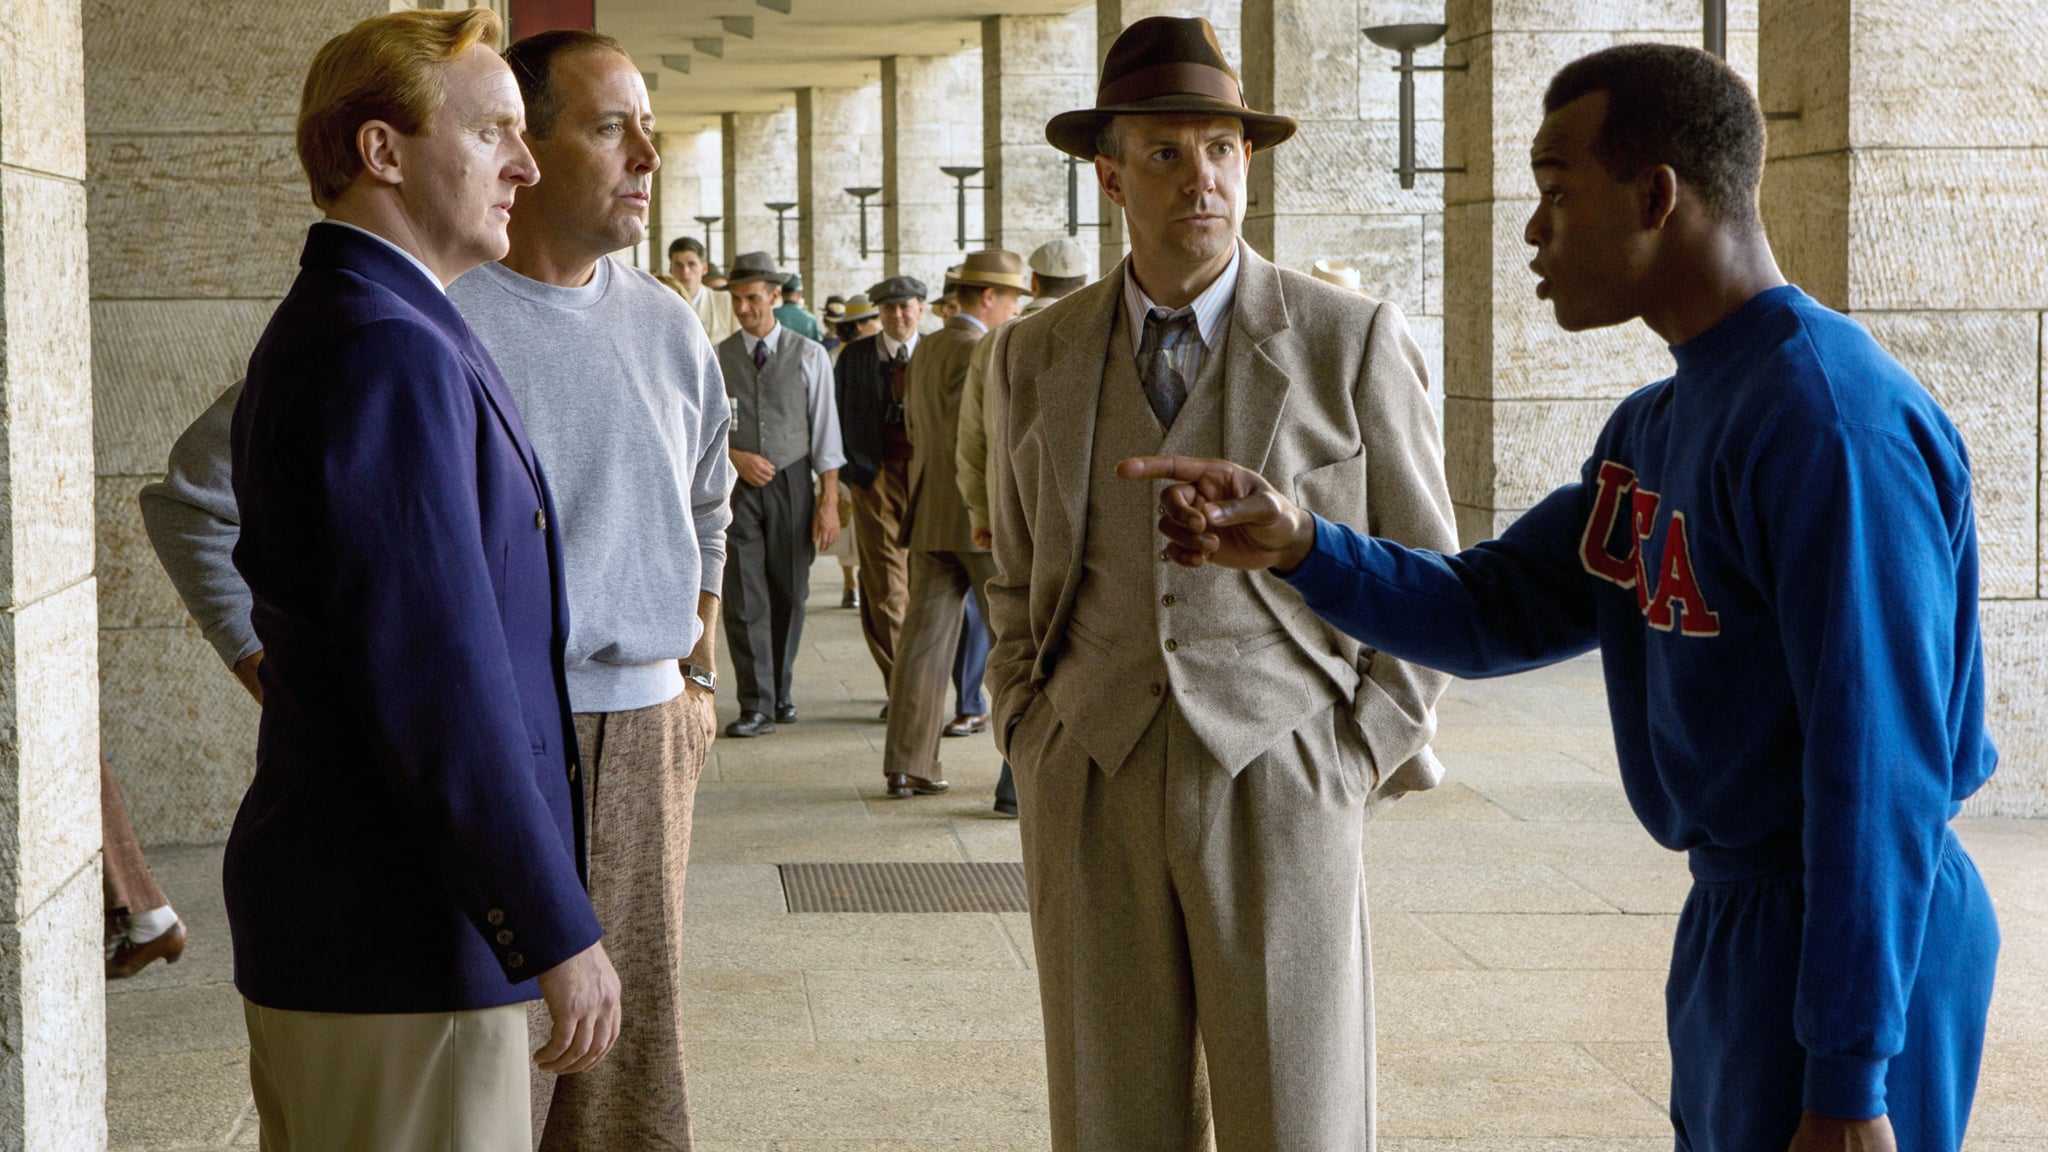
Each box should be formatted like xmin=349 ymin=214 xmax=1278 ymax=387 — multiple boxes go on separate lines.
xmin=890 ymin=345 xmax=910 ymax=400
xmin=752 ymin=339 xmax=769 ymax=370
xmin=1139 ymin=306 xmax=1197 ymax=428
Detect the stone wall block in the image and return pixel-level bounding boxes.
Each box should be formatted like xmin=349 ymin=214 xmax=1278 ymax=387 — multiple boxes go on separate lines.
xmin=1758 ymin=151 xmax=1849 ymax=309
xmin=1441 ymin=199 xmax=1496 ymax=401
xmin=89 ymin=300 xmax=268 ymax=476
xmin=1440 ymin=30 xmax=1492 ymax=208
xmin=2040 ymin=311 xmax=2046 ymax=600
xmin=0 ymin=863 xmax=106 ymax=1150
xmin=1845 ymin=148 xmax=2048 ymax=312
xmin=83 ymin=0 xmax=386 ymax=135
xmin=1858 ymin=311 xmax=2040 ymax=600
xmin=1969 ymin=598 xmax=2048 ymax=817
xmin=1756 ymin=0 xmax=1849 ymax=159
xmin=1446 ymin=395 xmax=1612 ymax=511
xmin=98 ymin=626 xmax=259 ymax=844
xmin=86 ymin=134 xmax=313 ymax=300
xmin=0 ymin=581 xmax=101 ymax=921
xmin=0 ymin=172 xmax=97 ymax=607
xmin=985 ymin=11 xmax=1092 ymax=77
xmin=1422 ymin=211 xmax=1444 ymax=316
xmin=995 ymin=73 xmax=1091 ymax=148
xmin=1446 ymin=0 xmax=1694 ymax=36
xmin=1268 ymin=119 xmax=1442 ymax=216
xmin=95 ymin=475 xmax=188 ymax=632
xmin=0 ymin=0 xmax=87 ymax=176
xmin=1263 ymin=214 xmax=1423 ymax=312
xmin=1405 ymin=312 xmax=1448 ymax=434
xmin=1245 ymin=0 xmax=1361 ymax=120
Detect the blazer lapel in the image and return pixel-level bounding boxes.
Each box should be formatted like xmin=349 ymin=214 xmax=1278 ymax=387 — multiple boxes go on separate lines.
xmin=1220 ymin=243 xmax=1293 ymax=474
xmin=1042 ymin=267 xmax=1121 ymax=535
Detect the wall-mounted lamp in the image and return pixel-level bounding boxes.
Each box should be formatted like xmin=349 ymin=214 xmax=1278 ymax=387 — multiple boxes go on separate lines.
xmin=692 ymin=215 xmax=721 ymax=263
xmin=1703 ymin=0 xmax=1726 ymax=59
xmin=939 ymin=165 xmax=986 ymax=250
xmin=764 ymin=202 xmax=799 ymax=265
xmin=1362 ymin=23 xmax=1466 ymax=189
xmin=1061 ymin=154 xmax=1108 ymax=239
xmin=843 ymin=186 xmax=889 ymax=259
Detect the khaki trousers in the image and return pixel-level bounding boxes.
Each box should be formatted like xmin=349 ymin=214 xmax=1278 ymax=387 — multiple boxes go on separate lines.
xmin=1012 ymin=697 xmax=1377 ymax=1152
xmin=531 ymin=689 xmax=711 ymax=1151
xmin=882 ymin=548 xmax=996 ymax=778
xmin=244 ymin=999 xmax=529 ymax=1152
xmin=101 ymin=754 xmax=166 ymax=917
xmin=849 ymin=459 xmax=911 ymax=690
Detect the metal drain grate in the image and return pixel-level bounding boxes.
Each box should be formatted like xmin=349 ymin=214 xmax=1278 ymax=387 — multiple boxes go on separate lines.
xmin=778 ymin=862 xmax=1028 ymax=913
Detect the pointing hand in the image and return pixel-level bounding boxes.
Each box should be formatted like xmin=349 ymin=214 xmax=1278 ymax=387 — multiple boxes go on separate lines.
xmin=1115 ymin=455 xmax=1317 ymax=573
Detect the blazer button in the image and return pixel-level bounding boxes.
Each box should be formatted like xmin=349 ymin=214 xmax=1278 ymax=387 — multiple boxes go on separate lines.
xmin=1164 ymin=638 xmax=1178 ymax=653
xmin=487 ymin=909 xmax=505 ymax=926
xmin=507 ymin=952 xmax=525 ymax=969
xmin=496 ymin=929 xmax=514 ymax=946
xmin=1149 ymin=683 xmax=1163 ymax=697
xmin=535 ymin=509 xmax=547 ymax=531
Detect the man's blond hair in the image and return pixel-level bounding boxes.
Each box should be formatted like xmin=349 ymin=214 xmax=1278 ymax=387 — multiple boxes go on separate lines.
xmin=296 ymin=7 xmax=503 ymax=207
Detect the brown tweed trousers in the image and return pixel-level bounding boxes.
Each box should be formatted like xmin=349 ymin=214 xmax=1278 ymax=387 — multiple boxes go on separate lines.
xmin=529 ymin=687 xmax=712 ymax=1151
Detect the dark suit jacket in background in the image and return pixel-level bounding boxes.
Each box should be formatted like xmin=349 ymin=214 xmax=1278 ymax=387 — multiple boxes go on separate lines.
xmin=833 ymin=332 xmax=893 ymax=490
xmin=227 ymin=222 xmax=602 ymax=1014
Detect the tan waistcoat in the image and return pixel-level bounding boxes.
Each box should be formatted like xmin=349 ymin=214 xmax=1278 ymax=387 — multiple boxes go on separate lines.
xmin=1045 ymin=306 xmax=1329 ymax=774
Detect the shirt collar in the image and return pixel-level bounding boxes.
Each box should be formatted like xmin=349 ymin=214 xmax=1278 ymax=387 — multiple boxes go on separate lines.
xmin=954 ymin=312 xmax=989 ymax=334
xmin=320 ymin=219 xmax=446 ymax=295
xmin=741 ymin=323 xmax=783 ymax=357
xmin=879 ymin=331 xmax=919 ymax=360
xmin=1123 ymin=241 xmax=1242 ymax=355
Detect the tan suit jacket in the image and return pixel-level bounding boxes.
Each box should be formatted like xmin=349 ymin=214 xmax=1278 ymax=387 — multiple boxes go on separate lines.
xmin=902 ymin=314 xmax=988 ymax=553
xmin=984 ymin=246 xmax=1458 ymax=798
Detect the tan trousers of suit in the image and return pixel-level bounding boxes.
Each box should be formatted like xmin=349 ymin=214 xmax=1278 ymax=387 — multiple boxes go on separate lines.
xmin=530 ymin=688 xmax=710 ymax=1151
xmin=1012 ymin=696 xmax=1377 ymax=1152
xmin=244 ymin=999 xmax=529 ymax=1152
xmin=883 ymin=547 xmax=996 ymax=777
xmin=849 ymin=458 xmax=912 ymax=690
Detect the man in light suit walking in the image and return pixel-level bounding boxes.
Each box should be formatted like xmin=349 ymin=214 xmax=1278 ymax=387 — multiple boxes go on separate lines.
xmin=983 ymin=17 xmax=1458 ymax=1150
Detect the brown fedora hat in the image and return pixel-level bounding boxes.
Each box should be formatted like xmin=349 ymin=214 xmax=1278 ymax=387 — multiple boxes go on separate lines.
xmin=1046 ymin=16 xmax=1298 ymax=160
xmin=951 ymin=249 xmax=1031 ymax=292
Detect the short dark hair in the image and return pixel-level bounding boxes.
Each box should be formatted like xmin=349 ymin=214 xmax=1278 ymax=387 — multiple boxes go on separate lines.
xmin=502 ymin=29 xmax=630 ymax=139
xmin=669 ymin=236 xmax=706 ymax=259
xmin=1035 ymin=273 xmax=1086 ymax=299
xmin=1543 ymin=44 xmax=1764 ymax=230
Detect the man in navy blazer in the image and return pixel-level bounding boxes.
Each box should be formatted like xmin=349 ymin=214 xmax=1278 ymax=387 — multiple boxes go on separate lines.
xmin=227 ymin=10 xmax=618 ymax=1148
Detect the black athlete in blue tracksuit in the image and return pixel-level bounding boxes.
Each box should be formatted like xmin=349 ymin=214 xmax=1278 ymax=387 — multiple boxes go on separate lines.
xmin=1278 ymin=284 xmax=2000 ymax=1151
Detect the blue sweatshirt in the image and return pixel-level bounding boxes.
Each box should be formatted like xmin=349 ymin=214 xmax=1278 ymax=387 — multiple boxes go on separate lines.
xmin=1282 ymin=285 xmax=1996 ymax=1119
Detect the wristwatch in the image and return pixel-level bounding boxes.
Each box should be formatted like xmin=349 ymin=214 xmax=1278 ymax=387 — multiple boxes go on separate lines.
xmin=684 ymin=664 xmax=717 ymax=692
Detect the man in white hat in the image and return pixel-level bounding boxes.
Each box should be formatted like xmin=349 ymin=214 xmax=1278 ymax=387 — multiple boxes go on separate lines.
xmin=880 ymin=249 xmax=1029 ymax=800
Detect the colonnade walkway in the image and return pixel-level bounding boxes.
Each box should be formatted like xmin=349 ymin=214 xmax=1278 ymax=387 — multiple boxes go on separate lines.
xmin=109 ymin=559 xmax=2048 ymax=1150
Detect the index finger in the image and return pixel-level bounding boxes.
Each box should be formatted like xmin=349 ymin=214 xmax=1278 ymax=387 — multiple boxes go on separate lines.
xmin=1116 ymin=455 xmax=1222 ymax=483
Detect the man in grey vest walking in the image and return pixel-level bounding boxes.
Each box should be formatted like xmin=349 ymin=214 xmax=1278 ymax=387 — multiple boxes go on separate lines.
xmin=719 ymin=252 xmax=845 ymax=737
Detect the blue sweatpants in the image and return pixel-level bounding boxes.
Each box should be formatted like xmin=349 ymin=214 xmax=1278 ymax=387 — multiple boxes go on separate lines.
xmin=1666 ymin=826 xmax=1999 ymax=1152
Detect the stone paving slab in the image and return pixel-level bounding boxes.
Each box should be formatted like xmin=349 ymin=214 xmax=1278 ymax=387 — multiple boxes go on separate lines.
xmin=102 ymin=561 xmax=2048 ymax=1150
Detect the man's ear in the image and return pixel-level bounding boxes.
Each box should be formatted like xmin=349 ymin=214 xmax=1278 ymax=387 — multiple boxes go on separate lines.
xmin=1642 ymin=164 xmax=1680 ymax=231
xmin=356 ymin=121 xmax=404 ymax=189
xmin=1095 ymin=155 xmax=1126 ymax=208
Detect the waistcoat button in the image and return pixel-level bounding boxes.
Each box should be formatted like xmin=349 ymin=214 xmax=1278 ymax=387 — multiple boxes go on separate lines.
xmin=1164 ymin=638 xmax=1178 ymax=652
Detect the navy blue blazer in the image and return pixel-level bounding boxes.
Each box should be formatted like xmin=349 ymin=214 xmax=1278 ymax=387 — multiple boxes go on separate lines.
xmin=227 ymin=223 xmax=602 ymax=1013
xmin=833 ymin=332 xmax=895 ymax=491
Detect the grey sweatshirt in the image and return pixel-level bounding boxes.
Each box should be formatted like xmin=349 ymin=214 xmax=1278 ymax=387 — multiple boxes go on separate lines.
xmin=139 ymin=379 xmax=258 ymax=668
xmin=450 ymin=256 xmax=735 ymax=714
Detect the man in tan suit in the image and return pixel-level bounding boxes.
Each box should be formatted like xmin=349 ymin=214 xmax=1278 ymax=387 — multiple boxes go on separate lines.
xmin=983 ymin=17 xmax=1457 ymax=1150
xmin=881 ymin=249 xmax=1027 ymax=798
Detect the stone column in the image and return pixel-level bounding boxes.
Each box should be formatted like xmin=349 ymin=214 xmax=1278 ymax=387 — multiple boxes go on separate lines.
xmin=1092 ymin=0 xmax=1240 ymax=274
xmin=981 ymin=11 xmax=1097 ymax=276
xmin=653 ymin=126 xmax=723 ymax=269
xmin=86 ymin=0 xmax=392 ymax=842
xmin=797 ymin=84 xmax=885 ymax=305
xmin=1242 ymin=0 xmax=1450 ymax=426
xmin=0 ymin=0 xmax=108 ymax=1146
xmin=881 ymin=50 xmax=984 ymax=293
xmin=1758 ymin=0 xmax=2048 ymax=813
xmin=723 ymin=108 xmax=798 ymax=267
xmin=1440 ymin=2 xmax=1710 ymax=547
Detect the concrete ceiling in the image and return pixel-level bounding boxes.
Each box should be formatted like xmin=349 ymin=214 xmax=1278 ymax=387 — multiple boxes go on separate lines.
xmin=596 ymin=0 xmax=1087 ymax=122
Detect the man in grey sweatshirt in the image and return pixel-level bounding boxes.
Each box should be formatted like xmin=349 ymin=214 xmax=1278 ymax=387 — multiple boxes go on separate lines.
xmin=140 ymin=30 xmax=734 ymax=1152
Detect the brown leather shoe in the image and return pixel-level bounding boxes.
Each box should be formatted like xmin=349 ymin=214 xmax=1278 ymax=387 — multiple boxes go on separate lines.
xmin=885 ymin=773 xmax=951 ymax=798
xmin=107 ymin=919 xmax=186 ymax=980
xmin=942 ymin=714 xmax=988 ymax=738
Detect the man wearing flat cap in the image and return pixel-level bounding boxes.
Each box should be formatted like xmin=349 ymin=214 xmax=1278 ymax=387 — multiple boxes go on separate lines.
xmin=882 ymin=249 xmax=1028 ymax=799
xmin=717 ymin=252 xmax=845 ymax=737
xmin=835 ymin=275 xmax=928 ymax=708
xmin=982 ymin=15 xmax=1457 ymax=1149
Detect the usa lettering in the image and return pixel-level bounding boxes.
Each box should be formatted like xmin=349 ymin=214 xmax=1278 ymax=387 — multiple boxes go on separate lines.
xmin=1578 ymin=460 xmax=1722 ymax=637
